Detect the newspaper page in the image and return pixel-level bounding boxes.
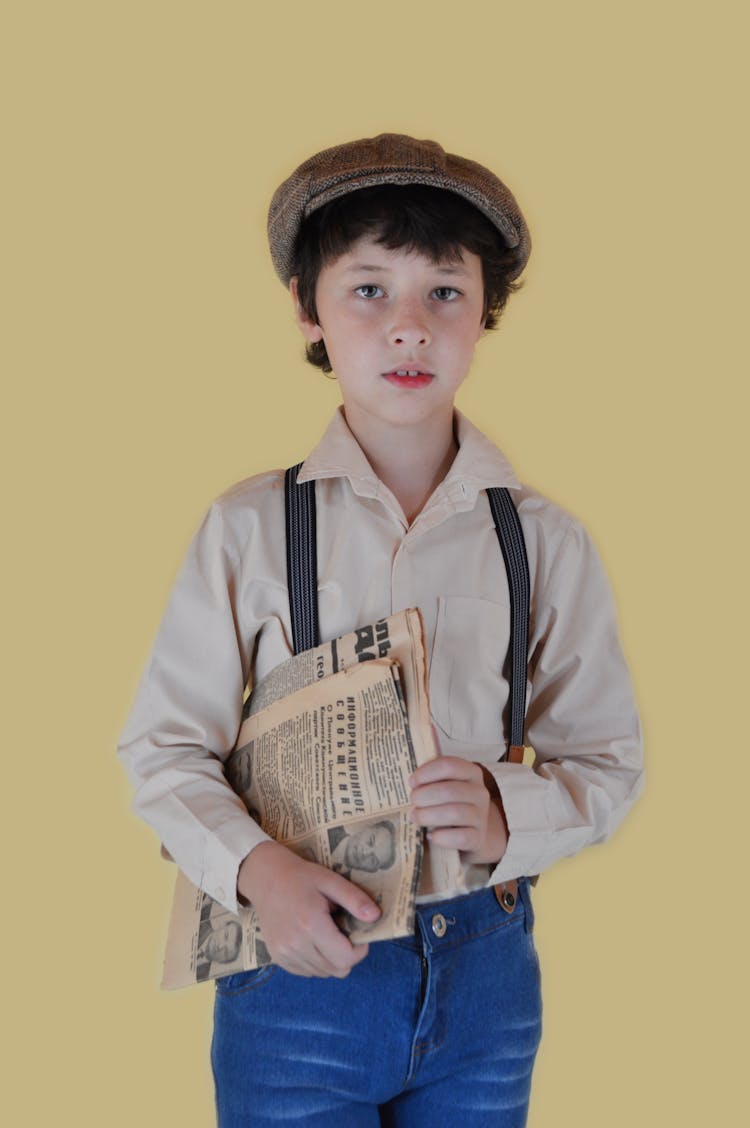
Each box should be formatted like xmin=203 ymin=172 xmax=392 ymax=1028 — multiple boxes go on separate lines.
xmin=161 ymin=609 xmax=461 ymax=990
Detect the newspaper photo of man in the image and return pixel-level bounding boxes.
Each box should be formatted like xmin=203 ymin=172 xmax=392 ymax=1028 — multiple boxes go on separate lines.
xmin=327 ymin=819 xmax=397 ymax=877
xmin=195 ymin=908 xmax=243 ymax=982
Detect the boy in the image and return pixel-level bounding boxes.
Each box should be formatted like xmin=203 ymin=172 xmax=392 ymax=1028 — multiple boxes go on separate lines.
xmin=118 ymin=133 xmax=643 ymax=1126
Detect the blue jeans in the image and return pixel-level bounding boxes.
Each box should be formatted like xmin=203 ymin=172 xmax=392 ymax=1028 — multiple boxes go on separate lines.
xmin=211 ymin=881 xmax=542 ymax=1126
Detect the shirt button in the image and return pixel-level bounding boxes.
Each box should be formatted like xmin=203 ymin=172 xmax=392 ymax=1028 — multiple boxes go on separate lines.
xmin=431 ymin=913 xmax=447 ymax=938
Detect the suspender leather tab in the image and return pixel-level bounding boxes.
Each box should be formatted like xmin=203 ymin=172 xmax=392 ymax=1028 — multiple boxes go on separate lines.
xmin=494 ymin=879 xmax=518 ymax=913
xmin=507 ymin=744 xmax=525 ymax=764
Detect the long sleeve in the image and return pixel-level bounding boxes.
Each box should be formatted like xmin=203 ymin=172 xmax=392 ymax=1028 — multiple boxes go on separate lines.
xmin=488 ymin=516 xmax=644 ymax=884
xmin=117 ymin=501 xmax=271 ymax=914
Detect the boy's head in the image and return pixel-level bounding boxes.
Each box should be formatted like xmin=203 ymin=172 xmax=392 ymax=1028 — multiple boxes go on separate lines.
xmin=268 ymin=134 xmax=531 ymax=374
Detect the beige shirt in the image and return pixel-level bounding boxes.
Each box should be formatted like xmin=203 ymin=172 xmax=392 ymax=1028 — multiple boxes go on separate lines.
xmin=118 ymin=408 xmax=643 ymax=913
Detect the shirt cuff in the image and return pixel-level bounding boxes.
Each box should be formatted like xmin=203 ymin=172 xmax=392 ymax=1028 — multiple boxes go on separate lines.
xmin=485 ymin=762 xmax=553 ymax=883
xmin=199 ymin=814 xmax=271 ymax=915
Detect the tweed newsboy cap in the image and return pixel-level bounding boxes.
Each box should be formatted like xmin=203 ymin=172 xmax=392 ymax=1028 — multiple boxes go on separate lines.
xmin=267 ymin=132 xmax=531 ymax=286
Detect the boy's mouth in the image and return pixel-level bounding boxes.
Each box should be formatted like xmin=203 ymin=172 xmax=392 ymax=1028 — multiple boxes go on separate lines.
xmin=383 ymin=369 xmax=434 ymax=389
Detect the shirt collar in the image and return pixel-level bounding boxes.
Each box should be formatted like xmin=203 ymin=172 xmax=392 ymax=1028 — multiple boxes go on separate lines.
xmin=297 ymin=406 xmax=521 ymax=509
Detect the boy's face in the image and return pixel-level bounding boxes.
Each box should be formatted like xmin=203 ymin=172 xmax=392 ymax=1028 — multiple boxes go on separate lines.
xmin=291 ymin=235 xmax=485 ymax=438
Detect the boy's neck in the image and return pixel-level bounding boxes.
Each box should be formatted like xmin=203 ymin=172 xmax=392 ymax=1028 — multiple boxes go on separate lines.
xmin=343 ymin=407 xmax=459 ymax=526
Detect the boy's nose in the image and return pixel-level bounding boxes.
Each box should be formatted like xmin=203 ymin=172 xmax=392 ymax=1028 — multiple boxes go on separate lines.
xmin=388 ymin=304 xmax=431 ymax=348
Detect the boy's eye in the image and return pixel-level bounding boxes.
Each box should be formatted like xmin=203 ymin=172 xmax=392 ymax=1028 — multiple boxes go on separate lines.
xmin=432 ymin=287 xmax=460 ymax=301
xmin=354 ymin=284 xmax=384 ymax=299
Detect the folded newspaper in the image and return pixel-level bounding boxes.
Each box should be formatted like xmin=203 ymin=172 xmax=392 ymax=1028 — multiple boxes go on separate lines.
xmin=161 ymin=608 xmax=463 ymax=989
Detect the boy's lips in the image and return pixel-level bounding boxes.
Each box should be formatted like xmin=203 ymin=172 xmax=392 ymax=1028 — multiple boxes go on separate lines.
xmin=382 ymin=368 xmax=434 ymax=388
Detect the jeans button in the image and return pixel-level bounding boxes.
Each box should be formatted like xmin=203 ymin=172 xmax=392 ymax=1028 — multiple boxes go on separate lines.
xmin=431 ymin=913 xmax=447 ymax=938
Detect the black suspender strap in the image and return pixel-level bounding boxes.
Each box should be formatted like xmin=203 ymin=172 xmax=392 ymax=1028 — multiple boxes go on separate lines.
xmin=486 ymin=487 xmax=530 ymax=764
xmin=284 ymin=470 xmax=529 ymax=762
xmin=284 ymin=463 xmax=320 ymax=654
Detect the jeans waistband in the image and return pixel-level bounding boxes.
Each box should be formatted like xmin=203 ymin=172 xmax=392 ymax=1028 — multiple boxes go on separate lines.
xmin=391 ymin=880 xmax=533 ymax=954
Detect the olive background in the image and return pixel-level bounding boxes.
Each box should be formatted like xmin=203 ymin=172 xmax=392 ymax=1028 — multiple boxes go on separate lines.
xmin=3 ymin=2 xmax=746 ymax=1124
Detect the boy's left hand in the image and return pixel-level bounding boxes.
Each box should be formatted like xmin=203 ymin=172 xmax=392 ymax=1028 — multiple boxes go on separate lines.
xmin=409 ymin=749 xmax=508 ymax=866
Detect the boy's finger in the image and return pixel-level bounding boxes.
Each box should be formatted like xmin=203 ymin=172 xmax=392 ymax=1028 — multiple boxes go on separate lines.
xmin=411 ymin=780 xmax=479 ymax=809
xmin=283 ymin=917 xmax=359 ymax=979
xmin=314 ymin=922 xmax=369 ymax=973
xmin=425 ymin=826 xmax=481 ymax=852
xmin=347 ymin=942 xmax=370 ymax=967
xmin=411 ymin=801 xmax=479 ymax=829
xmin=410 ymin=756 xmax=480 ymax=786
xmin=320 ymin=870 xmax=381 ymax=922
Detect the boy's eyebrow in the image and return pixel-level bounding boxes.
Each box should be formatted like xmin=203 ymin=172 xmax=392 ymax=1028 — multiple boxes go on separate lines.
xmin=342 ymin=261 xmax=472 ymax=276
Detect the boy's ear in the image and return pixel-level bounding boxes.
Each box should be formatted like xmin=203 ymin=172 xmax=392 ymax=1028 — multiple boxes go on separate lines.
xmin=289 ymin=277 xmax=324 ymax=344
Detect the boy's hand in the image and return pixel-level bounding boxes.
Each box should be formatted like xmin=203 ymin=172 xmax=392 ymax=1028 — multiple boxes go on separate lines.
xmin=409 ymin=740 xmax=509 ymax=865
xmin=237 ymin=841 xmax=381 ymax=978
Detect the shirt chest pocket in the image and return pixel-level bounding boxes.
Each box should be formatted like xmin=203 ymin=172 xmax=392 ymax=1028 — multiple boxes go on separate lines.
xmin=428 ymin=595 xmax=511 ymax=745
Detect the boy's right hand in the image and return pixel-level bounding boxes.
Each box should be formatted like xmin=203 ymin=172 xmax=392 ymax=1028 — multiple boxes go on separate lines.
xmin=237 ymin=841 xmax=381 ymax=979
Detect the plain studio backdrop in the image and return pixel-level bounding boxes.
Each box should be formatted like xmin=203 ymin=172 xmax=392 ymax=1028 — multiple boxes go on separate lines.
xmin=2 ymin=2 xmax=747 ymax=1125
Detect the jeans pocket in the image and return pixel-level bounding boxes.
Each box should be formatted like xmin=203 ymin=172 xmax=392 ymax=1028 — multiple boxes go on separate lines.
xmin=214 ymin=964 xmax=279 ymax=996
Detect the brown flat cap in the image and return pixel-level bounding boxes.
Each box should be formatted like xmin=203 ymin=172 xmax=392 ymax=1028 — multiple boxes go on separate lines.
xmin=267 ymin=132 xmax=531 ymax=285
